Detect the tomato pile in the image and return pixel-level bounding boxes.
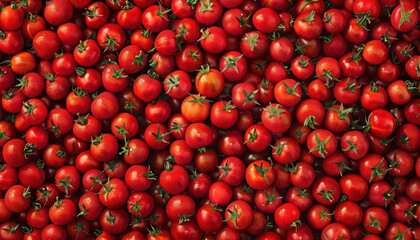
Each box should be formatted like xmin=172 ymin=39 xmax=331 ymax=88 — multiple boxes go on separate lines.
xmin=0 ymin=0 xmax=420 ymax=239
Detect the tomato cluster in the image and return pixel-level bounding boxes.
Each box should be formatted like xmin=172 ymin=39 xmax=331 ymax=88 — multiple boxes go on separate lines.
xmin=0 ymin=0 xmax=419 ymax=239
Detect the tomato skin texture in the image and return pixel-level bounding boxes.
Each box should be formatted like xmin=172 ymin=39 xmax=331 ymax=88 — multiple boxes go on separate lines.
xmin=57 ymin=22 xmax=82 ymax=46
xmin=334 ymin=201 xmax=363 ymax=228
xmin=290 ymin=162 xmax=315 ymax=189
xmin=362 ymin=40 xmax=389 ymax=65
xmin=321 ymin=223 xmax=351 ymax=240
xmin=142 ymin=5 xmax=170 ymax=33
xmin=0 ymin=221 xmax=24 ymax=240
xmin=18 ymin=161 xmax=46 ymax=188
xmin=341 ymin=130 xmax=369 ymax=160
xmin=274 ymin=203 xmax=300 ymax=229
xmin=159 ymin=165 xmax=189 ymax=195
xmin=387 ymin=149 xmax=414 ymax=177
xmin=405 ymin=55 xmax=420 ymax=81
xmin=97 ymin=23 xmax=126 ymax=52
xmin=195 ymin=0 xmax=223 ymax=26
xmin=0 ymin=198 xmax=13 ymax=223
xmin=117 ymin=5 xmax=142 ymax=30
xmin=307 ymin=204 xmax=332 ymax=230
xmin=270 ymin=37 xmax=294 ymax=63
xmin=312 ymin=177 xmax=341 ymax=205
xmin=33 ymin=31 xmax=61 ymax=61
xmin=44 ymin=0 xmax=73 ymax=25
xmin=254 ymin=187 xmax=282 ymax=214
xmin=339 ymin=173 xmax=369 ymax=201
xmin=195 ymin=68 xmax=224 ymax=98
xmin=391 ymin=4 xmax=419 ymax=32
xmin=323 ymin=104 xmax=351 ymax=133
xmin=98 ymin=178 xmax=129 ymax=209
xmin=155 ymin=30 xmax=178 ymax=56
xmin=360 ymin=84 xmax=388 ymax=111
xmin=245 ymin=160 xmax=274 ymax=190
xmin=185 ymin=123 xmax=212 ymax=149
xmin=362 ymin=207 xmax=389 ymax=234
xmin=396 ymin=123 xmax=420 ymax=152
xmin=90 ymin=133 xmax=119 ymax=162
xmin=3 ymin=138 xmax=33 ymax=168
xmin=388 ymin=80 xmax=412 ymax=105
xmin=74 ymin=39 xmax=101 ymax=67
xmin=261 ymin=103 xmax=292 ymax=134
xmin=368 ymin=109 xmax=396 ymax=138
xmin=404 ymin=99 xmax=420 ymax=125
xmin=55 ymin=165 xmax=81 ymax=195
xmin=127 ymin=192 xmax=154 ymax=218
xmin=91 ymin=92 xmax=120 ymax=120
xmin=385 ymin=222 xmax=412 ymax=240
xmin=0 ymin=6 xmax=24 ymax=31
xmin=294 ymin=11 xmax=323 ymax=39
xmin=244 ymin=124 xmax=272 ymax=152
xmin=49 ymin=198 xmax=77 ymax=225
xmin=0 ymin=31 xmax=24 ymax=55
xmin=0 ymin=0 xmax=419 ymax=237
xmin=219 ymin=51 xmax=247 ymax=82
xmin=209 ymin=181 xmax=233 ymax=206
xmin=5 ymin=184 xmax=31 ymax=213
xmin=307 ymin=129 xmax=337 ymax=158
xmin=224 ymin=200 xmax=253 ymax=230
xmin=210 ymin=100 xmax=238 ymax=129
xmin=100 ymin=208 xmax=130 ymax=235
xmin=222 ymin=9 xmax=250 ymax=36
xmin=274 ymin=78 xmax=302 ymax=107
xmin=197 ymin=204 xmax=223 ymax=233
xmin=252 ymin=8 xmax=280 ymax=34
xmin=240 ymin=31 xmax=269 ymax=58
xmin=344 ymin=18 xmax=369 ymax=44
xmin=0 ymin=164 xmax=18 ymax=192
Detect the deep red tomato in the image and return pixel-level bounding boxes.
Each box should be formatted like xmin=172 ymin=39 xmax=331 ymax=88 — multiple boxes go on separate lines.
xmin=224 ymin=200 xmax=253 ymax=230
xmin=367 ymin=109 xmax=396 ymax=138
xmin=245 ymin=160 xmax=274 ymax=190
xmin=312 ymin=177 xmax=341 ymax=205
xmin=274 ymin=203 xmax=301 ymax=229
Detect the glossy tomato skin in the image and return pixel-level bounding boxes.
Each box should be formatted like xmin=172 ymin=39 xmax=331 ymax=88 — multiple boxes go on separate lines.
xmin=294 ymin=11 xmax=323 ymax=39
xmin=312 ymin=177 xmax=341 ymax=205
xmin=385 ymin=222 xmax=412 ymax=240
xmin=74 ymin=39 xmax=101 ymax=67
xmin=0 ymin=221 xmax=23 ymax=240
xmin=0 ymin=31 xmax=24 ymax=55
xmin=32 ymin=30 xmax=60 ymax=60
xmin=334 ymin=201 xmax=363 ymax=228
xmin=48 ymin=198 xmax=77 ymax=225
xmin=224 ymin=200 xmax=253 ymax=230
xmin=307 ymin=204 xmax=332 ymax=230
xmin=339 ymin=173 xmax=368 ymax=202
xmin=245 ymin=160 xmax=274 ymax=190
xmin=0 ymin=0 xmax=418 ymax=238
xmin=252 ymin=8 xmax=280 ymax=34
xmin=261 ymin=103 xmax=292 ymax=134
xmin=307 ymin=129 xmax=337 ymax=158
xmin=195 ymin=0 xmax=223 ymax=26
xmin=159 ymin=165 xmax=189 ymax=195
xmin=274 ymin=203 xmax=300 ymax=229
xmin=341 ymin=130 xmax=369 ymax=160
xmin=219 ymin=51 xmax=247 ymax=82
xmin=321 ymin=223 xmax=351 ymax=240
xmin=368 ymin=109 xmax=396 ymax=138
xmin=142 ymin=5 xmax=170 ymax=33
xmin=44 ymin=0 xmax=73 ymax=26
xmin=362 ymin=40 xmax=389 ymax=65
xmin=5 ymin=184 xmax=31 ymax=213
